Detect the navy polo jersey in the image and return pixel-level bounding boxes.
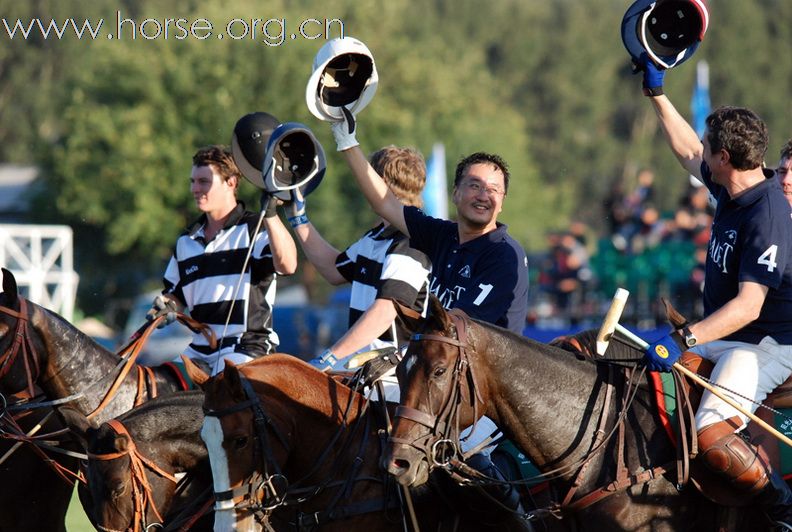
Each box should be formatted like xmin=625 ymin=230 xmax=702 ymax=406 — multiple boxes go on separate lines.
xmin=403 ymin=206 xmax=529 ymax=334
xmin=701 ymin=163 xmax=792 ymax=344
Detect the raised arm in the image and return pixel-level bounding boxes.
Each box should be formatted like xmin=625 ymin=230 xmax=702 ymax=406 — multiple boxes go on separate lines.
xmin=641 ymin=59 xmax=704 ymax=180
xmin=331 ymin=120 xmax=409 ymax=237
xmin=286 ymin=189 xmax=346 ymax=285
xmin=262 ymin=203 xmax=297 ymax=275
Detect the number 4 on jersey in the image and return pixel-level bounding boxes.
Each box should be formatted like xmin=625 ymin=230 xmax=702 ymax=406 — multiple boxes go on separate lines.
xmin=757 ymin=244 xmax=778 ymax=272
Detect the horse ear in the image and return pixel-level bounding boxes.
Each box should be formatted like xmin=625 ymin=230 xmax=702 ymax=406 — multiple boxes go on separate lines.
xmin=392 ymin=298 xmax=423 ymax=333
xmin=662 ymin=298 xmax=688 ymax=329
xmin=58 ymin=407 xmax=99 ymax=449
xmin=181 ymin=355 xmax=210 ymax=388
xmin=222 ymin=360 xmax=248 ymax=403
xmin=1 ymin=268 xmax=18 ymax=304
xmin=425 ymin=294 xmax=452 ymax=332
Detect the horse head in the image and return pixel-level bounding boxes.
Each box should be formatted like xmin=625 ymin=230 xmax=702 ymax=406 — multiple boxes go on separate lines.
xmin=186 ymin=356 xmax=289 ymax=532
xmin=62 ymin=406 xmax=183 ymax=532
xmin=385 ymin=295 xmax=484 ymax=488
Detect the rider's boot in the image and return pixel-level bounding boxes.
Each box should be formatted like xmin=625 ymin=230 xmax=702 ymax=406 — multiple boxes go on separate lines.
xmin=697 ymin=418 xmax=792 ymax=530
xmin=465 ymin=453 xmax=534 ymax=532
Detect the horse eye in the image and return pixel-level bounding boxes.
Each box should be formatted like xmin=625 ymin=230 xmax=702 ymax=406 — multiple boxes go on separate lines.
xmin=432 ymin=367 xmax=446 ymax=378
xmin=233 ymin=436 xmax=249 ymax=450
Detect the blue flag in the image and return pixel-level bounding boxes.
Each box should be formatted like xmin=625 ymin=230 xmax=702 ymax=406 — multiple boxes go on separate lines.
xmin=691 ymin=60 xmax=710 ymax=138
xmin=422 ymin=143 xmax=448 ymax=219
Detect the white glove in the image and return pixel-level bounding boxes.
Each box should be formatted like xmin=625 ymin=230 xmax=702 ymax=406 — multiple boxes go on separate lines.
xmin=330 ymin=109 xmax=359 ymax=152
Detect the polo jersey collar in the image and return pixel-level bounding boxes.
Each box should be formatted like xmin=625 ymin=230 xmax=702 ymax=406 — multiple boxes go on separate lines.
xmin=456 ymin=223 xmax=508 ymax=252
xmin=187 ymin=201 xmax=246 ymax=237
xmin=732 ymin=169 xmax=776 ymax=208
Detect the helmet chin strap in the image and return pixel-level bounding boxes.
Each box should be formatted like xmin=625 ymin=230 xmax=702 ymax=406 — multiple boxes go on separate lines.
xmin=340 ymin=106 xmax=356 ymax=134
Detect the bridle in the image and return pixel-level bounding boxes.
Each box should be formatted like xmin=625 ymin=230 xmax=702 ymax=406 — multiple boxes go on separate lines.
xmin=87 ymin=419 xmax=178 ymax=532
xmin=0 ymin=297 xmax=41 ymax=398
xmin=389 ymin=309 xmax=484 ymax=468
xmin=202 ymin=373 xmax=290 ymax=522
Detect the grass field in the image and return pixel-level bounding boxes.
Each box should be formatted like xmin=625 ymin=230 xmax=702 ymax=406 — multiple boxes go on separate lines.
xmin=65 ymin=486 xmax=93 ymax=532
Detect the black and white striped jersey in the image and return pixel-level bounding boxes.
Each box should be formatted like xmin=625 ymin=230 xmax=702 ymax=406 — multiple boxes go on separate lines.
xmin=335 ymin=223 xmax=431 ymax=348
xmin=162 ymin=203 xmax=278 ymax=359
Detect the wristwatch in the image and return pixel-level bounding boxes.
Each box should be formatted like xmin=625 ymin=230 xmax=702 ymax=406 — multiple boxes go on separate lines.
xmin=681 ymin=326 xmax=698 ymax=348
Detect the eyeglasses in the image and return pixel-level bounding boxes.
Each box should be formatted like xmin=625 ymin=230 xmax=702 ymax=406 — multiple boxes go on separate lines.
xmin=461 ymin=180 xmax=504 ymax=197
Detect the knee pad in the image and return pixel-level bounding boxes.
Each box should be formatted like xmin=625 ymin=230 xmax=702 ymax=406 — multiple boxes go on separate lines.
xmin=697 ymin=421 xmax=769 ymax=494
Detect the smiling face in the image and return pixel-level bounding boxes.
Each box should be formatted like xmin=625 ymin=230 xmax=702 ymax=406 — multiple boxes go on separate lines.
xmin=451 ymin=162 xmax=506 ymax=233
xmin=190 ymin=164 xmax=238 ymax=218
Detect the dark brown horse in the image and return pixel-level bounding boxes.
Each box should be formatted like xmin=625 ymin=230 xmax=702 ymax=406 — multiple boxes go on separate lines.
xmin=61 ymin=390 xmax=213 ymax=532
xmin=0 ymin=268 xmax=192 ymax=531
xmin=185 ymin=354 xmax=514 ymax=532
xmin=384 ymin=296 xmax=770 ymax=532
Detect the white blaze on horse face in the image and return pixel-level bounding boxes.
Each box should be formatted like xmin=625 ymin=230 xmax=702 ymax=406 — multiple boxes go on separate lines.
xmin=402 ymin=353 xmax=417 ymax=376
xmin=201 ymin=417 xmax=237 ymax=532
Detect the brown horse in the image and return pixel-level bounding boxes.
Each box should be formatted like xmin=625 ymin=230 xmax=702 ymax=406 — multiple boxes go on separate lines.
xmin=185 ymin=354 xmax=514 ymax=532
xmin=0 ymin=268 xmax=192 ymax=531
xmin=61 ymin=390 xmax=214 ymax=532
xmin=384 ymin=296 xmax=771 ymax=532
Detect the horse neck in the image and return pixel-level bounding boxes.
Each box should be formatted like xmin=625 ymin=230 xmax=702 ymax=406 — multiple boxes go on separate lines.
xmin=471 ymin=324 xmax=608 ymax=470
xmin=119 ymin=391 xmax=207 ymax=471
xmin=31 ymin=305 xmax=179 ymax=421
xmin=256 ymin=364 xmax=374 ymax=483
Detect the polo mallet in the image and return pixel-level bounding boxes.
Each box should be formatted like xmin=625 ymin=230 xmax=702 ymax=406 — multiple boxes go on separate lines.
xmin=596 ymin=288 xmax=630 ymax=356
xmin=598 ymin=289 xmax=792 ymax=448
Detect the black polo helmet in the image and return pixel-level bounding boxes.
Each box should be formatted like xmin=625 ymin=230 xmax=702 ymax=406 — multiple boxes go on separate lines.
xmin=231 ymin=112 xmax=280 ymax=188
xmin=261 ymin=122 xmax=326 ymax=201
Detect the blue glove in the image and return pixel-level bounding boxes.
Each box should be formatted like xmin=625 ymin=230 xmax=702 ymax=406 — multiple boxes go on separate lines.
xmin=634 ymin=52 xmax=666 ymax=96
xmin=286 ymin=188 xmax=308 ymax=228
xmin=309 ymin=349 xmax=338 ymax=372
xmin=643 ymin=332 xmax=685 ymax=372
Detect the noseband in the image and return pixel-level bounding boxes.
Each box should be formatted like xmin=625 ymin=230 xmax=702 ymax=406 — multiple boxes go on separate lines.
xmin=203 ymin=373 xmax=290 ymax=516
xmin=0 ymin=298 xmax=40 ymax=398
xmin=390 ymin=309 xmax=483 ymax=468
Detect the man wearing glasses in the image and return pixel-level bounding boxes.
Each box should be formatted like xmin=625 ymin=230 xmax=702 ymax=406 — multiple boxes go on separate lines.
xmin=332 ymin=120 xmax=530 ymax=529
xmin=333 ymin=123 xmax=529 ymax=335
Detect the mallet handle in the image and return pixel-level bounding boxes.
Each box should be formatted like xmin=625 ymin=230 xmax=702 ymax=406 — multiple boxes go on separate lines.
xmin=596 ymin=288 xmax=630 ymax=355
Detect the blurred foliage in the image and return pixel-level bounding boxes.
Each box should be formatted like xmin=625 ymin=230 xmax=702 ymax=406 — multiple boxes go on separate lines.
xmin=0 ymin=0 xmax=790 ymax=316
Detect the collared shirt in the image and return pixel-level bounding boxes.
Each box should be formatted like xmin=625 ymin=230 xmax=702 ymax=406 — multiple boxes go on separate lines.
xmin=162 ymin=202 xmax=279 ymax=358
xmin=403 ymin=206 xmax=529 ymax=334
xmin=701 ymin=163 xmax=792 ymax=343
xmin=335 ymin=223 xmax=431 ymax=347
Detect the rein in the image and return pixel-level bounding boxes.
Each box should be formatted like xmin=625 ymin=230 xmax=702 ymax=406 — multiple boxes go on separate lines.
xmin=88 ymin=419 xmax=178 ymax=532
xmin=205 ymin=369 xmax=403 ymax=529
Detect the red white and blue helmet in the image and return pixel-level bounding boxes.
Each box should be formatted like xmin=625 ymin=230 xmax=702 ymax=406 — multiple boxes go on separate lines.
xmin=305 ymin=37 xmax=378 ymax=122
xmin=261 ymin=122 xmax=326 ymax=201
xmin=621 ymin=0 xmax=709 ymax=69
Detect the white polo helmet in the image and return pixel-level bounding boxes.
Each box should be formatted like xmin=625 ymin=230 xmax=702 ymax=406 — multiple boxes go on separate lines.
xmin=305 ymin=37 xmax=378 ymax=122
xmin=261 ymin=122 xmax=326 ymax=201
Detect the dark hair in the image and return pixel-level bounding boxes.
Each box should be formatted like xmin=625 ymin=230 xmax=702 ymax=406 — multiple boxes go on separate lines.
xmin=370 ymin=146 xmax=426 ymax=208
xmin=780 ymin=138 xmax=792 ymax=162
xmin=454 ymin=152 xmax=510 ymax=193
xmin=705 ymin=107 xmax=768 ymax=171
xmin=192 ymin=145 xmax=242 ymax=184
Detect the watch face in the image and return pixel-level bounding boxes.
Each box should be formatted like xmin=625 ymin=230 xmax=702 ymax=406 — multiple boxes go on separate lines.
xmin=686 ymin=337 xmax=696 ymax=347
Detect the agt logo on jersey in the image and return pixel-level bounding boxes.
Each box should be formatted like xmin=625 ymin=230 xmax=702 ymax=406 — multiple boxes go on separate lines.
xmin=459 ymin=265 xmax=471 ymax=278
xmin=429 ymin=277 xmax=465 ymax=308
xmin=709 ymin=229 xmax=736 ymax=274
